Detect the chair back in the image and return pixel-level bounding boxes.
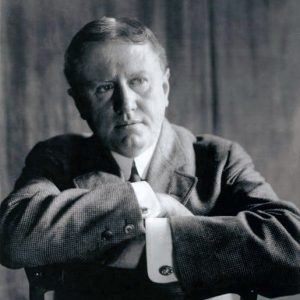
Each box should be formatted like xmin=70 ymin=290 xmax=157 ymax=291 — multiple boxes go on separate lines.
xmin=25 ymin=267 xmax=63 ymax=300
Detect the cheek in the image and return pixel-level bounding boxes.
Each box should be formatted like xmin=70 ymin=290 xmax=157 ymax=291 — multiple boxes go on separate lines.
xmin=142 ymin=101 xmax=166 ymax=129
xmin=153 ymin=91 xmax=168 ymax=114
xmin=89 ymin=101 xmax=114 ymax=122
xmin=143 ymin=85 xmax=168 ymax=109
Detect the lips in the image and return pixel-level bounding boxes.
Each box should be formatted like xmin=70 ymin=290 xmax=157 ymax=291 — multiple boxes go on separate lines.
xmin=115 ymin=120 xmax=142 ymax=129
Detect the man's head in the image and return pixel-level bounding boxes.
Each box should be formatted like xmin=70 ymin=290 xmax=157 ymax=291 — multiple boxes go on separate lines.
xmin=65 ymin=17 xmax=170 ymax=157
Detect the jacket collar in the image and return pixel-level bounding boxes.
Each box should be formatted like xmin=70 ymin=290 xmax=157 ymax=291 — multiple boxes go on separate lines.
xmin=73 ymin=120 xmax=197 ymax=204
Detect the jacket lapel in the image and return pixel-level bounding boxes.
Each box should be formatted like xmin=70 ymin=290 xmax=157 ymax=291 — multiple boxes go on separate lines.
xmin=146 ymin=121 xmax=197 ymax=205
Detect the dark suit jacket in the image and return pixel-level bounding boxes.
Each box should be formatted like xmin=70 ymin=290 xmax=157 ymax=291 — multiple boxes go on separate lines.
xmin=0 ymin=120 xmax=299 ymax=299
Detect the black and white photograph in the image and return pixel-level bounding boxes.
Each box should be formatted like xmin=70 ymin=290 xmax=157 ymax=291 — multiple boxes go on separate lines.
xmin=0 ymin=1 xmax=299 ymax=300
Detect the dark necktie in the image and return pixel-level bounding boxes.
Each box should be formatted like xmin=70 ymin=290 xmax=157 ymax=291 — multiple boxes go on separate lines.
xmin=129 ymin=161 xmax=142 ymax=182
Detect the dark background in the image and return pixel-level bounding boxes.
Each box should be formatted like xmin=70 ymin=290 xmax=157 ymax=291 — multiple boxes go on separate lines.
xmin=0 ymin=0 xmax=300 ymax=299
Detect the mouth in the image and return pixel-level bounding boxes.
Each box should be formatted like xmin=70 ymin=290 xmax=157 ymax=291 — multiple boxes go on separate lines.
xmin=115 ymin=121 xmax=142 ymax=129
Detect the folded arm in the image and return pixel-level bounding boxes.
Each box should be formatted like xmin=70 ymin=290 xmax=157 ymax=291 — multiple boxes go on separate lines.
xmin=0 ymin=142 xmax=145 ymax=269
xmin=170 ymin=141 xmax=300 ymax=298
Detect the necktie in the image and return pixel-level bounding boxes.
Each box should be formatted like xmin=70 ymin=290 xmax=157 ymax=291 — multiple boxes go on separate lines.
xmin=129 ymin=161 xmax=142 ymax=182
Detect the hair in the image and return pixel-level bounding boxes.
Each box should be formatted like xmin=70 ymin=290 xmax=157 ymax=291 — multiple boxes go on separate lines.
xmin=64 ymin=16 xmax=168 ymax=88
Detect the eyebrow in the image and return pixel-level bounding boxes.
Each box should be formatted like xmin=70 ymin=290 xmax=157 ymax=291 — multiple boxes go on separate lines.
xmin=83 ymin=79 xmax=115 ymax=87
xmin=127 ymin=71 xmax=148 ymax=77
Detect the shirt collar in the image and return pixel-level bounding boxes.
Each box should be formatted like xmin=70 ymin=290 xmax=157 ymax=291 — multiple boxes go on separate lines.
xmin=111 ymin=142 xmax=157 ymax=180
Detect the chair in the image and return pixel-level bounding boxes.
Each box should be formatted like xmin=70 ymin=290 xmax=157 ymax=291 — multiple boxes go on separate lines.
xmin=26 ymin=266 xmax=63 ymax=300
xmin=25 ymin=267 xmax=257 ymax=300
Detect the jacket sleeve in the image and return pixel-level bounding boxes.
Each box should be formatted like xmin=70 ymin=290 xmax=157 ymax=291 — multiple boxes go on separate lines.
xmin=170 ymin=141 xmax=300 ymax=298
xmin=0 ymin=142 xmax=145 ymax=269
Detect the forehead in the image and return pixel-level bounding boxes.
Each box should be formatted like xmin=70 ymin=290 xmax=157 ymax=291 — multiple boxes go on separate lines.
xmin=79 ymin=41 xmax=163 ymax=81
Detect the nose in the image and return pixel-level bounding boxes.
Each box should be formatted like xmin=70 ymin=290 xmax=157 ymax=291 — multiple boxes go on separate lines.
xmin=113 ymin=82 xmax=137 ymax=116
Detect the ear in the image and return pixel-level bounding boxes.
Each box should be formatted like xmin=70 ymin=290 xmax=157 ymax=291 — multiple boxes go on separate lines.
xmin=68 ymin=88 xmax=87 ymax=120
xmin=162 ymin=68 xmax=170 ymax=107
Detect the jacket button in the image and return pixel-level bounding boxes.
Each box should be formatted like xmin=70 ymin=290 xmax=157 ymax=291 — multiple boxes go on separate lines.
xmin=101 ymin=230 xmax=113 ymax=241
xmin=124 ymin=224 xmax=135 ymax=234
xmin=159 ymin=265 xmax=173 ymax=276
xmin=34 ymin=271 xmax=43 ymax=278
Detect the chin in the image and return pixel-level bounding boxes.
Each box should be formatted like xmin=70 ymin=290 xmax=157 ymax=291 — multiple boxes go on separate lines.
xmin=119 ymin=134 xmax=147 ymax=152
xmin=111 ymin=145 xmax=140 ymax=158
xmin=114 ymin=141 xmax=149 ymax=158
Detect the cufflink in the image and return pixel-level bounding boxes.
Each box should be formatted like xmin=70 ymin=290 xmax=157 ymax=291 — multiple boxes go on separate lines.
xmin=34 ymin=271 xmax=43 ymax=278
xmin=141 ymin=207 xmax=149 ymax=215
xmin=124 ymin=224 xmax=135 ymax=234
xmin=159 ymin=265 xmax=173 ymax=276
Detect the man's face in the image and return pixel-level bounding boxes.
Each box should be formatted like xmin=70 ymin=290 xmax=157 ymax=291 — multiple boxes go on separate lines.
xmin=71 ymin=41 xmax=169 ymax=157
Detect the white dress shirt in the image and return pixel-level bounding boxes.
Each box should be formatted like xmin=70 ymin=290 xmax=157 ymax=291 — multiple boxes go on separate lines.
xmin=111 ymin=145 xmax=177 ymax=283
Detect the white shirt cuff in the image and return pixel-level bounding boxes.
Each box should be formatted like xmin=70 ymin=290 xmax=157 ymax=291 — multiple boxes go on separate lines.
xmin=130 ymin=181 xmax=161 ymax=218
xmin=145 ymin=218 xmax=178 ymax=283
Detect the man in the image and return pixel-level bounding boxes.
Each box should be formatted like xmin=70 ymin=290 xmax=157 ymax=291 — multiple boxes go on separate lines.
xmin=0 ymin=17 xmax=299 ymax=300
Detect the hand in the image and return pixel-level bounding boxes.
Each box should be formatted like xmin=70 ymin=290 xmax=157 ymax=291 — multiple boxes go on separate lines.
xmin=156 ymin=193 xmax=193 ymax=217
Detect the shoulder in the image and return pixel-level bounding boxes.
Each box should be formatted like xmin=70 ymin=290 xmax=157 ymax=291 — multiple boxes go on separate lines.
xmin=25 ymin=133 xmax=93 ymax=163
xmin=195 ymin=134 xmax=252 ymax=161
xmin=194 ymin=134 xmax=255 ymax=172
xmin=171 ymin=123 xmax=237 ymax=159
xmin=170 ymin=123 xmax=234 ymax=150
xmin=32 ymin=133 xmax=91 ymax=150
xmin=35 ymin=133 xmax=92 ymax=148
xmin=169 ymin=123 xmax=246 ymax=168
xmin=172 ymin=124 xmax=252 ymax=170
xmin=192 ymin=134 xmax=254 ymax=177
xmin=195 ymin=134 xmax=233 ymax=156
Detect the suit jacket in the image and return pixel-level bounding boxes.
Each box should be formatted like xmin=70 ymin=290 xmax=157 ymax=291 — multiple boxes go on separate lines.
xmin=0 ymin=120 xmax=299 ymax=299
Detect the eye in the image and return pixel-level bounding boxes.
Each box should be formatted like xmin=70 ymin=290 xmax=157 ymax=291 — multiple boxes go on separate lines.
xmin=130 ymin=77 xmax=146 ymax=85
xmin=96 ymin=82 xmax=114 ymax=95
xmin=129 ymin=77 xmax=149 ymax=92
